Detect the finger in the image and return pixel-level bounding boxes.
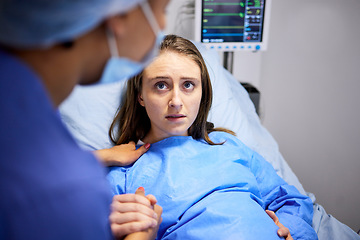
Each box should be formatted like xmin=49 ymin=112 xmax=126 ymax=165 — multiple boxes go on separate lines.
xmin=146 ymin=194 xmax=158 ymax=205
xmin=285 ymin=233 xmax=294 ymax=240
xmin=279 ymin=228 xmax=293 ymax=240
xmin=111 ymin=201 xmax=157 ymax=219
xmin=135 ymin=143 xmax=150 ymax=158
xmin=154 ymin=204 xmax=163 ymax=224
xmin=135 ymin=188 xmax=158 ymax=210
xmin=135 ymin=186 xmax=145 ymax=196
xmin=278 ymin=227 xmax=291 ymax=237
xmin=266 ymin=210 xmax=279 ymax=224
xmin=127 ymin=141 xmax=136 ymax=148
xmin=266 ymin=210 xmax=292 ymax=239
xmin=112 ymin=194 xmax=152 ymax=207
xmin=109 ymin=211 xmax=157 ymax=226
xmin=111 ymin=220 xmax=157 ymax=238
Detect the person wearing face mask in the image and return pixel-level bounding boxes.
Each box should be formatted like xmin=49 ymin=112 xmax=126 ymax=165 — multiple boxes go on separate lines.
xmin=0 ymin=0 xmax=168 ymax=239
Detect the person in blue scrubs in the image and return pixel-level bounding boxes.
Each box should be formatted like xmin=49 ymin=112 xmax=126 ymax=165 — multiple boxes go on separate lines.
xmin=0 ymin=0 xmax=169 ymax=239
xmin=101 ymin=35 xmax=318 ymax=239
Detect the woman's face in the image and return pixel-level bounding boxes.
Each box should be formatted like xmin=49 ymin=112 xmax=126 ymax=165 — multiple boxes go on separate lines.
xmin=139 ymin=51 xmax=202 ymax=143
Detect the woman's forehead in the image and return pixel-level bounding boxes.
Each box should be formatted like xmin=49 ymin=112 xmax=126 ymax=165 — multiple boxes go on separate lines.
xmin=144 ymin=51 xmax=200 ymax=78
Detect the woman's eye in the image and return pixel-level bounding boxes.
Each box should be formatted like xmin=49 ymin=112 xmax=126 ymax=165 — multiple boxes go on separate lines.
xmin=183 ymin=81 xmax=195 ymax=90
xmin=155 ymin=82 xmax=167 ymax=90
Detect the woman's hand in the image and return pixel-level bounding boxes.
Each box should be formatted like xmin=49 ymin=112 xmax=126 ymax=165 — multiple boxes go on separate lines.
xmin=266 ymin=210 xmax=293 ymax=240
xmin=110 ymin=187 xmax=162 ymax=240
xmin=124 ymin=188 xmax=163 ymax=240
xmin=94 ymin=142 xmax=150 ymax=167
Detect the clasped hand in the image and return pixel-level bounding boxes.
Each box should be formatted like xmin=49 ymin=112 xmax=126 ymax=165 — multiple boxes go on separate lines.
xmin=110 ymin=187 xmax=162 ymax=240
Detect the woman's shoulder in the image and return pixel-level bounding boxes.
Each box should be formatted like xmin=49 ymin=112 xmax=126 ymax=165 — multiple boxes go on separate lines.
xmin=208 ymin=131 xmax=248 ymax=148
xmin=210 ymin=131 xmax=266 ymax=158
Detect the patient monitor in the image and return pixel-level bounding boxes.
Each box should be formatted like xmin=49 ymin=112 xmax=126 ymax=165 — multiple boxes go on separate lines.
xmin=194 ymin=0 xmax=270 ymax=113
xmin=194 ymin=0 xmax=272 ymax=52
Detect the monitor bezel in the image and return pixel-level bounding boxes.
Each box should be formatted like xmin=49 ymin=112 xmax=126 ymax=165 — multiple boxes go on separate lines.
xmin=194 ymin=0 xmax=272 ymax=51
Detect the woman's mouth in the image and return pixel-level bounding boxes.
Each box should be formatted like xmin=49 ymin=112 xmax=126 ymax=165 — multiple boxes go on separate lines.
xmin=165 ymin=114 xmax=186 ymax=121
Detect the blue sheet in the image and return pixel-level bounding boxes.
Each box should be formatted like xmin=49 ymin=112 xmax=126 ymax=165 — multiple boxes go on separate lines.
xmin=107 ymin=132 xmax=317 ymax=240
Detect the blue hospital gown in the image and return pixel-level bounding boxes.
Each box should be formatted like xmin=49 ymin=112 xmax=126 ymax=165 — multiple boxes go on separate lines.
xmin=107 ymin=132 xmax=318 ymax=240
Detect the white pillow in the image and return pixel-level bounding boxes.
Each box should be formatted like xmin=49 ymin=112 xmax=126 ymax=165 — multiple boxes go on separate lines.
xmin=60 ymin=81 xmax=125 ymax=151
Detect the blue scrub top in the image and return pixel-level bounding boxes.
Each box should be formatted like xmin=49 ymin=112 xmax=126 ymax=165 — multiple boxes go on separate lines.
xmin=0 ymin=49 xmax=113 ymax=239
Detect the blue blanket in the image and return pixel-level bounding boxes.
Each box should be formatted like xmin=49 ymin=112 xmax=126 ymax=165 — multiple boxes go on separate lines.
xmin=107 ymin=132 xmax=317 ymax=240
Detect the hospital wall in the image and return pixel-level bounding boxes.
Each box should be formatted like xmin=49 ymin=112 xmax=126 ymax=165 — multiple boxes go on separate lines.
xmin=260 ymin=0 xmax=360 ymax=232
xmin=165 ymin=0 xmax=360 ymax=232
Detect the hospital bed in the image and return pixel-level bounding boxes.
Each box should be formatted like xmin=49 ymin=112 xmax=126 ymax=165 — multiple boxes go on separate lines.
xmin=59 ymin=42 xmax=360 ymax=240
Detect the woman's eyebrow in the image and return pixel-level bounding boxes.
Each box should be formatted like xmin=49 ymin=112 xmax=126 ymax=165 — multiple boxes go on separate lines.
xmin=148 ymin=76 xmax=171 ymax=81
xmin=147 ymin=76 xmax=200 ymax=82
xmin=180 ymin=77 xmax=200 ymax=82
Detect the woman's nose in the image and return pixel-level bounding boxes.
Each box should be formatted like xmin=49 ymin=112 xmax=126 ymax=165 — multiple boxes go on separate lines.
xmin=169 ymin=90 xmax=183 ymax=109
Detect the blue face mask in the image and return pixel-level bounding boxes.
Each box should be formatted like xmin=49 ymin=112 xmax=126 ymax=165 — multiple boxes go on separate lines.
xmin=99 ymin=1 xmax=164 ymax=84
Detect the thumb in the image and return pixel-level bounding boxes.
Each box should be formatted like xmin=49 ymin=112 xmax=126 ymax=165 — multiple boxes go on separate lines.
xmin=135 ymin=143 xmax=150 ymax=157
xmin=135 ymin=186 xmax=145 ymax=196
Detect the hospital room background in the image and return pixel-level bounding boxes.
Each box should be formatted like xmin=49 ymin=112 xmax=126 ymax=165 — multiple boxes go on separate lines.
xmin=164 ymin=0 xmax=360 ymax=233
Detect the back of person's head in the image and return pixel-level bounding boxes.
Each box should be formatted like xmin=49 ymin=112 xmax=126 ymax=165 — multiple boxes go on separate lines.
xmin=0 ymin=0 xmax=145 ymax=49
xmin=110 ymin=34 xmax=234 ymax=145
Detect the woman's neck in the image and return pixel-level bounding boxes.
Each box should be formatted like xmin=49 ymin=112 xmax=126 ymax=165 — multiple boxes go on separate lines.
xmin=142 ymin=129 xmax=189 ymax=144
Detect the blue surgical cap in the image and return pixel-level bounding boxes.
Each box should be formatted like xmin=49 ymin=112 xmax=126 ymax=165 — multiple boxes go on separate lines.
xmin=0 ymin=0 xmax=145 ymax=49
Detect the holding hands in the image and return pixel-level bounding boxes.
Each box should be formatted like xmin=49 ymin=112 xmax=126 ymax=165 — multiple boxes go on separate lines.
xmin=95 ymin=143 xmax=161 ymax=239
xmin=110 ymin=187 xmax=162 ymax=240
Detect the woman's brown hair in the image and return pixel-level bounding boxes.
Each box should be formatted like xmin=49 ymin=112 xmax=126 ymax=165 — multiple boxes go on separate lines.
xmin=109 ymin=34 xmax=234 ymax=145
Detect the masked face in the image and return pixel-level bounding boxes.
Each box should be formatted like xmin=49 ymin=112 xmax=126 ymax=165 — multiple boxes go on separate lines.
xmin=138 ymin=51 xmax=203 ymax=143
xmin=99 ymin=0 xmax=165 ymax=84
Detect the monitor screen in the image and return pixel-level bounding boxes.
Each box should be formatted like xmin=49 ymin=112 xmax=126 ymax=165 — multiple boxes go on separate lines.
xmin=195 ymin=0 xmax=271 ymax=51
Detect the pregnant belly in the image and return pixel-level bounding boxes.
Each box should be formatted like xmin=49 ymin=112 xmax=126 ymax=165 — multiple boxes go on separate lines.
xmin=161 ymin=190 xmax=282 ymax=240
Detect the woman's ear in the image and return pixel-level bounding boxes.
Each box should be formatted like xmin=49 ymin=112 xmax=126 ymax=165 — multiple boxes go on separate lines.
xmin=138 ymin=94 xmax=145 ymax=107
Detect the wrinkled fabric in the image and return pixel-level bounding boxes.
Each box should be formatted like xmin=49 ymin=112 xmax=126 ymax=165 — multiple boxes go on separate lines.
xmin=0 ymin=49 xmax=113 ymax=239
xmin=0 ymin=0 xmax=145 ymax=48
xmin=107 ymin=132 xmax=317 ymax=240
xmin=311 ymin=198 xmax=360 ymax=240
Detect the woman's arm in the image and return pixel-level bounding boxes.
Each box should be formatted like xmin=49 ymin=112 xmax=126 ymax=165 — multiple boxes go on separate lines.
xmin=250 ymin=152 xmax=318 ymax=240
xmin=94 ymin=142 xmax=150 ymax=166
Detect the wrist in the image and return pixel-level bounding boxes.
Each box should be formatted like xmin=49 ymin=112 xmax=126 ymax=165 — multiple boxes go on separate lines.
xmin=93 ymin=149 xmax=112 ymax=165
